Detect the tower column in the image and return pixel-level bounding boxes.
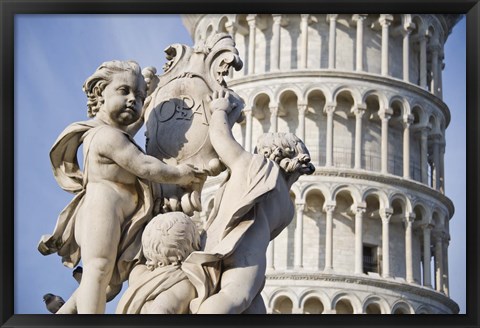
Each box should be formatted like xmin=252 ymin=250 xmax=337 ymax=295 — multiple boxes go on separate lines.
xmin=432 ymin=134 xmax=441 ymax=190
xmin=294 ymin=202 xmax=305 ymax=269
xmin=380 ymin=208 xmax=393 ymax=278
xmin=246 ymin=14 xmax=257 ymax=75
xmin=419 ymin=35 xmax=429 ymax=89
xmin=422 ymin=224 xmax=433 ymax=288
xmin=352 ymin=14 xmax=367 ymax=72
xmin=443 ymin=235 xmax=450 ymax=296
xmin=440 ymin=142 xmax=446 ymax=193
xmin=270 ymin=106 xmax=279 ymax=133
xmin=300 ymin=14 xmax=310 ymax=69
xmin=327 ymin=14 xmax=338 ymax=69
xmin=324 ymin=202 xmax=336 ymax=271
xmin=403 ymin=115 xmax=413 ymax=179
xmin=404 ymin=213 xmax=415 ymax=283
xmin=244 ymin=108 xmax=253 ymax=152
xmin=325 ymin=104 xmax=335 ymax=167
xmin=420 ymin=126 xmax=431 ymax=184
xmin=353 ymin=105 xmax=366 ymax=169
xmin=434 ymin=232 xmax=445 ymax=293
xmin=380 ymin=108 xmax=392 ymax=174
xmin=402 ymin=24 xmax=414 ymax=82
xmin=430 ymin=43 xmax=441 ymax=96
xmin=354 ymin=204 xmax=366 ymax=274
xmin=225 ymin=21 xmax=237 ymax=41
xmin=298 ymin=103 xmax=307 ymax=141
xmin=379 ymin=15 xmax=393 ymax=76
xmin=439 ymin=55 xmax=445 ymax=99
xmin=271 ymin=14 xmax=282 ymax=71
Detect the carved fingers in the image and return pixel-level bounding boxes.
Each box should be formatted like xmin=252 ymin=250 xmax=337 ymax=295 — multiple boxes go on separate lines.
xmin=208 ymin=89 xmax=237 ymax=114
xmin=176 ymin=163 xmax=207 ymax=186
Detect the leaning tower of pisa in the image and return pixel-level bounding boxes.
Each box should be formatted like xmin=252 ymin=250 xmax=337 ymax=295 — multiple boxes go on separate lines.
xmin=182 ymin=14 xmax=461 ymax=314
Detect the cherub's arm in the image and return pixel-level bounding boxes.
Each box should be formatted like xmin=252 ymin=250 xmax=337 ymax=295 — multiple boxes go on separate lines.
xmin=208 ymin=90 xmax=252 ymax=170
xmin=95 ymin=127 xmax=204 ymax=186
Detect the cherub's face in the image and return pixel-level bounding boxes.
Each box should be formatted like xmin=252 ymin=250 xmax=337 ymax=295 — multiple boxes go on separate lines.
xmin=283 ymin=151 xmax=315 ymax=187
xmin=98 ymin=71 xmax=146 ymax=126
xmin=297 ymin=153 xmax=315 ymax=176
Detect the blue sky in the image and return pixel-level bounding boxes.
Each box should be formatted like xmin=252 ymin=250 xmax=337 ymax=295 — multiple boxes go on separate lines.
xmin=14 ymin=15 xmax=466 ymax=314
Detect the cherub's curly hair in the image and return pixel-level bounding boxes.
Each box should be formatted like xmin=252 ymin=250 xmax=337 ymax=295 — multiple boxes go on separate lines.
xmin=82 ymin=60 xmax=144 ymax=118
xmin=254 ymin=132 xmax=314 ymax=175
xmin=141 ymin=212 xmax=200 ymax=270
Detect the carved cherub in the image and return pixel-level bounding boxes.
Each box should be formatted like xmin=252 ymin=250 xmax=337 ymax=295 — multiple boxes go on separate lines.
xmin=38 ymin=60 xmax=203 ymax=314
xmin=116 ymin=212 xmax=200 ymax=314
xmin=182 ymin=90 xmax=315 ymax=314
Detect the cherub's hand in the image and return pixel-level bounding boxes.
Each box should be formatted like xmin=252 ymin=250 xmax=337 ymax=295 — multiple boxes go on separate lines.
xmin=142 ymin=66 xmax=159 ymax=97
xmin=176 ymin=163 xmax=207 ymax=187
xmin=208 ymin=89 xmax=237 ymax=114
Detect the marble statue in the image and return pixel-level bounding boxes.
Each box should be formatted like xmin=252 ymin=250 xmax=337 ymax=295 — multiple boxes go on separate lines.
xmin=38 ymin=60 xmax=203 ymax=314
xmin=181 ymin=91 xmax=315 ymax=314
xmin=38 ymin=33 xmax=315 ymax=315
xmin=116 ymin=212 xmax=200 ymax=314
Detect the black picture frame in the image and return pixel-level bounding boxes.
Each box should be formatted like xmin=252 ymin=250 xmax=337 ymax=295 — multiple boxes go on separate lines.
xmin=1 ymin=1 xmax=478 ymax=327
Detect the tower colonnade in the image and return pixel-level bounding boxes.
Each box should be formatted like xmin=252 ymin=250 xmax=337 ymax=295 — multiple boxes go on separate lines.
xmin=229 ymin=73 xmax=448 ymax=193
xmin=260 ymin=176 xmax=452 ymax=293
xmin=182 ymin=13 xmax=460 ymax=314
xmin=186 ymin=14 xmax=448 ymax=97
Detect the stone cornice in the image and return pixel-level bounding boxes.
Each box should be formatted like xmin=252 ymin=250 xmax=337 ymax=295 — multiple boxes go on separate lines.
xmin=228 ymin=70 xmax=451 ymax=126
xmin=266 ymin=271 xmax=459 ymax=313
xmin=438 ymin=14 xmax=464 ymax=39
xmin=202 ymin=167 xmax=455 ymax=218
xmin=310 ymin=167 xmax=455 ymax=217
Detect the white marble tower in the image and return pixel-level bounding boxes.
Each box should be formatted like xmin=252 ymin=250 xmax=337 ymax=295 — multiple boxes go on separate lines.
xmin=182 ymin=14 xmax=461 ymax=314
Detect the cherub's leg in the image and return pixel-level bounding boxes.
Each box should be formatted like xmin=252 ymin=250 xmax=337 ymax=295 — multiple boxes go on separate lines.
xmin=56 ymin=283 xmax=120 ymax=314
xmin=75 ymin=212 xmax=121 ymax=314
xmin=196 ymin=254 xmax=266 ymax=314
xmin=197 ymin=218 xmax=269 ymax=314
xmin=56 ymin=290 xmax=78 ymax=314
